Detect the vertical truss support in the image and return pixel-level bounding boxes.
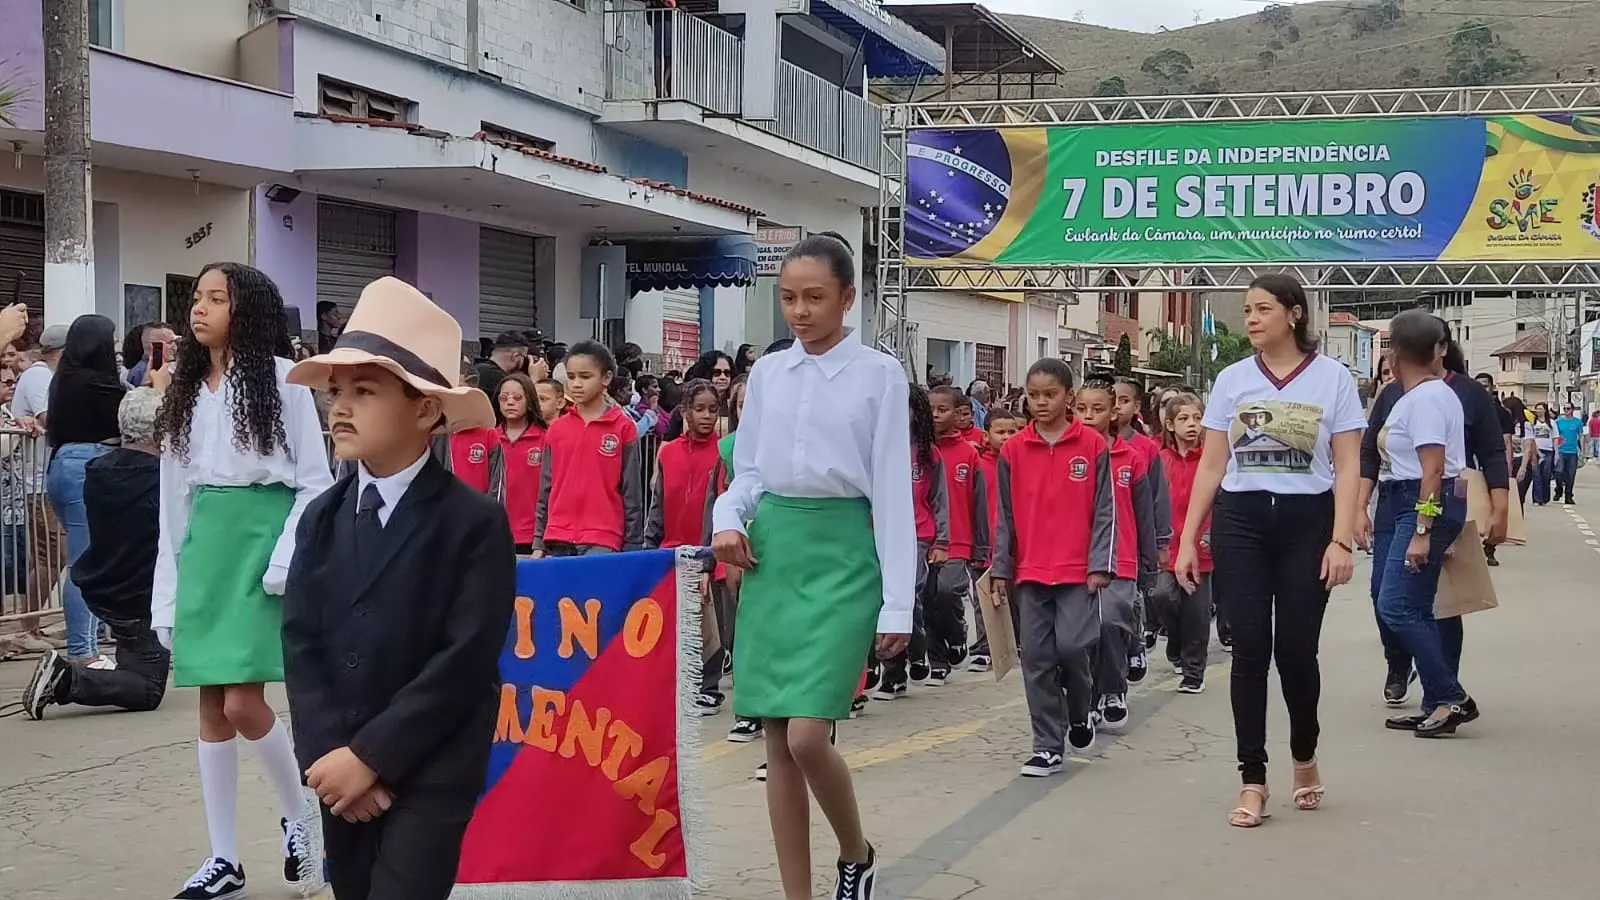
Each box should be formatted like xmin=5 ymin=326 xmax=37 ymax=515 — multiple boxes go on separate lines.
xmin=874 ymin=109 xmax=910 ymax=370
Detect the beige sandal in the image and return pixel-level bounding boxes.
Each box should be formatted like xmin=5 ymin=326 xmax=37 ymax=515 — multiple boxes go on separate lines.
xmin=1228 ymin=784 xmax=1271 ymax=828
xmin=1292 ymin=759 xmax=1325 ymax=811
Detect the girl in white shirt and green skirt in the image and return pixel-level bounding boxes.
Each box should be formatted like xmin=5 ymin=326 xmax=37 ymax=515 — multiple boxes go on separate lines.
xmin=712 ymin=233 xmax=915 ymax=900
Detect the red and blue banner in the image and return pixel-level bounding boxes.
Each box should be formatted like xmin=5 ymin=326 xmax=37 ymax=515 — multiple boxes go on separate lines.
xmin=452 ymin=548 xmax=705 ymax=900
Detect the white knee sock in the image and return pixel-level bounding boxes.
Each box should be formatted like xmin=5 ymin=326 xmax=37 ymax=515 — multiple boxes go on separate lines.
xmin=249 ymin=719 xmax=308 ymax=824
xmin=198 ymin=738 xmax=240 ymax=863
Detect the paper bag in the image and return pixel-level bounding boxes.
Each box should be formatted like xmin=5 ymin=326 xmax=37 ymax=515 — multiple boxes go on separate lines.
xmin=1434 ymin=521 xmax=1499 ymax=619
xmin=1462 ymin=468 xmax=1524 ymax=546
xmin=974 ymin=570 xmax=1019 ymax=683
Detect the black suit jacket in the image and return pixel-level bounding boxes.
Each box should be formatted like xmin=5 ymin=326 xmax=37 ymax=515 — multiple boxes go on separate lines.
xmin=283 ymin=457 xmax=516 ymax=805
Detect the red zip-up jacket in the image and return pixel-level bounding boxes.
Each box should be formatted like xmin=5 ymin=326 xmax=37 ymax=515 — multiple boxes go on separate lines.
xmin=1121 ymin=427 xmax=1171 ymax=552
xmin=645 ymin=432 xmax=720 ymax=549
xmin=991 ymin=419 xmax=1116 ymax=585
xmin=1160 ymin=444 xmax=1213 ymax=573
xmin=978 ymin=447 xmax=1000 ymax=561
xmin=500 ymin=423 xmax=545 ymax=545
xmin=450 ymin=427 xmax=505 ymax=498
xmin=535 ymin=405 xmax=645 ymax=551
xmin=959 ymin=425 xmax=985 ymax=449
xmin=936 ymin=432 xmax=988 ymax=561
xmin=1107 ymin=436 xmax=1159 ymax=582
xmin=911 ymin=447 xmax=949 ymax=549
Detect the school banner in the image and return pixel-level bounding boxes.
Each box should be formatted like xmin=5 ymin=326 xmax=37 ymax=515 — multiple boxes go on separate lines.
xmin=452 ymin=548 xmax=707 ymax=900
xmin=905 ymin=115 xmax=1600 ymax=266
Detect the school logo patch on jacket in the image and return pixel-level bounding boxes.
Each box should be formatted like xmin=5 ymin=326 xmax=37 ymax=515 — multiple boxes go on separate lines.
xmin=526 ymin=448 xmax=542 ymax=466
xmin=1069 ymin=457 xmax=1090 ymax=482
xmin=599 ymin=434 xmax=620 ymax=457
xmin=1117 ymin=465 xmax=1133 ymax=486
xmin=468 ymin=443 xmax=487 ymax=464
xmin=911 ymin=464 xmax=924 ymax=482
xmin=954 ymin=463 xmax=971 ymax=482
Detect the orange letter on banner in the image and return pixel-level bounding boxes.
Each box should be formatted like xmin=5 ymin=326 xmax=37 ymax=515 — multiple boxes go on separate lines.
xmin=559 ymin=700 xmax=612 ymax=767
xmin=614 ymin=755 xmax=670 ymax=815
xmin=513 ymin=596 xmax=535 ymax=659
xmin=602 ymin=719 xmax=644 ymax=781
xmin=494 ymin=684 xmax=525 ymax=743
xmin=623 ymin=598 xmax=663 ymax=658
xmin=525 ymin=688 xmax=566 ymax=752
xmin=629 ymin=809 xmax=678 ymax=870
xmin=558 ymin=597 xmax=602 ymax=659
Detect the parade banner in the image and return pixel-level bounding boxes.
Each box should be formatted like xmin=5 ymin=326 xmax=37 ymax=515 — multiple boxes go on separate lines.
xmin=906 ymin=115 xmax=1600 ymax=265
xmin=453 ymin=548 xmax=706 ymax=900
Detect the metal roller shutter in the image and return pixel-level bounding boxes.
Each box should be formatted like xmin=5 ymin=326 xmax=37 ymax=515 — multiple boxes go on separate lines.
xmin=316 ymin=201 xmax=395 ymax=312
xmin=0 ymin=190 xmax=46 ymax=319
xmin=661 ymin=288 xmax=701 ymax=374
xmin=478 ymin=227 xmax=536 ymax=339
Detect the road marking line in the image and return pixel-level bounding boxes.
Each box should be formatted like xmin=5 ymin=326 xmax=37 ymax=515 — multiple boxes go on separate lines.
xmin=1586 ymin=539 xmax=1598 ymax=545
xmin=1574 ymin=516 xmax=1588 ymax=525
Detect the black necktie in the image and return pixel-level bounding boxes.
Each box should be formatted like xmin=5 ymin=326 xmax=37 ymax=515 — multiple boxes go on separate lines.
xmin=355 ymin=483 xmax=385 ymax=566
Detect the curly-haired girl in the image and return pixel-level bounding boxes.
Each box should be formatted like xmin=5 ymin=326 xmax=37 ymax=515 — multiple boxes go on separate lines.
xmin=153 ymin=262 xmax=334 ymax=900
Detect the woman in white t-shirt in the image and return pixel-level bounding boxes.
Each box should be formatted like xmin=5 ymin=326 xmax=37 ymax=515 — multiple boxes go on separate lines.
xmin=1527 ymin=403 xmax=1556 ymax=506
xmin=1175 ymin=274 xmax=1364 ymax=828
xmin=1368 ymin=310 xmax=1477 ymax=738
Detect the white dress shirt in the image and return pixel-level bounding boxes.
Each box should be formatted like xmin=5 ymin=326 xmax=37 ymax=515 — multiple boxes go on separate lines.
xmin=712 ymin=332 xmax=916 ymax=634
xmin=357 ymin=449 xmax=431 ymax=526
xmin=152 ymin=357 xmax=335 ymax=631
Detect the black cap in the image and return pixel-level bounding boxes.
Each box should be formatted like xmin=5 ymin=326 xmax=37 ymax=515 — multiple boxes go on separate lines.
xmin=494 ymin=330 xmax=530 ymax=350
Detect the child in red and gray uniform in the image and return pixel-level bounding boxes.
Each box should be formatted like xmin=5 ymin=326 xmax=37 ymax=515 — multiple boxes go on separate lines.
xmin=532 ymin=341 xmax=645 ymax=556
xmin=1114 ymin=379 xmax=1170 ymax=683
xmin=928 ymin=386 xmax=988 ymax=683
xmin=497 ymin=373 xmax=547 ymax=554
xmin=969 ymin=408 xmax=1022 ymax=671
xmin=1155 ymin=392 xmax=1213 ymax=694
xmin=992 ymin=360 xmax=1116 ymax=775
xmin=1078 ymin=381 xmax=1157 ymax=733
xmin=874 ymin=385 xmax=947 ymax=699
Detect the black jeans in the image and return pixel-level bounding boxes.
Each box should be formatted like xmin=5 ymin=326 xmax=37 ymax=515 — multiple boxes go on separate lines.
xmin=1213 ymin=490 xmax=1334 ymax=785
xmin=62 ymin=615 xmax=169 ymax=712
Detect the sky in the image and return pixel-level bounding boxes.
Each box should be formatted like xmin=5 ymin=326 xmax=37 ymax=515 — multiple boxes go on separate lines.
xmin=895 ymin=0 xmax=1310 ymax=33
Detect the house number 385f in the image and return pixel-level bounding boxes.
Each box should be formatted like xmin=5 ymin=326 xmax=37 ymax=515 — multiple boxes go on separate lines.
xmin=185 ymin=222 xmax=214 ymax=250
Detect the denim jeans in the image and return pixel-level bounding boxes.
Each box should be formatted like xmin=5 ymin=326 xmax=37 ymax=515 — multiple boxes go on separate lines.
xmin=1554 ymin=453 xmax=1579 ymax=502
xmin=1372 ymin=492 xmax=1463 ymax=689
xmin=1374 ymin=478 xmax=1468 ymax=713
xmin=45 ymin=443 xmax=111 ymax=658
xmin=1532 ymin=454 xmax=1553 ymax=505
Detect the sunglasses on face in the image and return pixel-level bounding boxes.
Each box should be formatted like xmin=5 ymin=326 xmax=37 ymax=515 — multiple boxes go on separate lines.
xmin=713 ymin=368 xmax=732 ymax=376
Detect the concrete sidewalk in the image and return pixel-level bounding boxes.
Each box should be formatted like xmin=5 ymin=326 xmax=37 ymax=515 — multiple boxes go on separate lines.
xmin=3 ymin=479 xmax=1597 ymax=899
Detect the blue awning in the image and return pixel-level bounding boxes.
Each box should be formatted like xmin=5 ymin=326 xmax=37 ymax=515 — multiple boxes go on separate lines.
xmin=809 ymin=0 xmax=946 ymax=78
xmin=622 ymin=235 xmax=759 ymax=295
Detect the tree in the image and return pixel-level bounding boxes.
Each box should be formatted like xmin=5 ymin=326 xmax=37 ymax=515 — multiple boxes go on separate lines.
xmin=1352 ymin=0 xmax=1403 ymax=35
xmin=1140 ymin=48 xmax=1194 ymax=82
xmin=1073 ymin=9 xmax=1086 ymax=23
xmin=1194 ymin=74 xmax=1222 ymax=93
xmin=1114 ymin=334 xmax=1134 ymax=377
xmin=1145 ymin=323 xmax=1254 ymax=385
xmin=1445 ymin=20 xmax=1528 ymax=86
xmin=1092 ymin=76 xmax=1128 ymax=97
xmin=0 ymin=80 xmax=20 ymax=127
xmin=1257 ymin=4 xmax=1293 ymax=30
xmin=1258 ymin=50 xmax=1277 ymax=70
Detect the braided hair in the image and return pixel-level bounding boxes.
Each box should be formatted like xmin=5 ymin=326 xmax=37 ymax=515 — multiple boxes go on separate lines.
xmin=155 ymin=262 xmax=290 ymax=463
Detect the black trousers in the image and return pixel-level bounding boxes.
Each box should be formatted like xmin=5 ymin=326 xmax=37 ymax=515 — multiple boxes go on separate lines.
xmin=63 ymin=615 xmax=169 ymax=712
xmin=1212 ymin=490 xmax=1333 ymax=785
xmin=322 ymin=793 xmax=474 ymax=900
xmin=1153 ymin=571 xmax=1212 ymax=683
xmin=924 ymin=560 xmax=971 ymax=670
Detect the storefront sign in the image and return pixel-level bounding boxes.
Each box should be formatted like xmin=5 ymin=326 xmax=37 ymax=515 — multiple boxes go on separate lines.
xmin=455 ymin=549 xmax=703 ymax=899
xmin=906 ymin=115 xmax=1600 ymax=265
xmin=756 ymin=224 xmax=804 ymax=276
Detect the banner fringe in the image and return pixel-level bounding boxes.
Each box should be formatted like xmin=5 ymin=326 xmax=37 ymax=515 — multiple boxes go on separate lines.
xmin=673 ymin=547 xmax=710 ymax=898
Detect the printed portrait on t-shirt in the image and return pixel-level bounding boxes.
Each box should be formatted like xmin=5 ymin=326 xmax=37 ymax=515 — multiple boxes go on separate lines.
xmin=1228 ymin=400 xmax=1319 ymax=473
xmin=1376 ymin=423 xmax=1394 ymax=477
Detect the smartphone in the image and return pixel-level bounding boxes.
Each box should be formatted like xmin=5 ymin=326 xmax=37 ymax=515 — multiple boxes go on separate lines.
xmin=150 ymin=341 xmax=165 ymax=370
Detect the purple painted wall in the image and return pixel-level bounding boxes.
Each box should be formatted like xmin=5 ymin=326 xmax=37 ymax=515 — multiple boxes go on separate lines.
xmin=254 ymin=186 xmax=318 ymax=313
xmin=404 ymin=212 xmax=480 ymax=332
xmin=0 ymin=0 xmax=46 ymax=131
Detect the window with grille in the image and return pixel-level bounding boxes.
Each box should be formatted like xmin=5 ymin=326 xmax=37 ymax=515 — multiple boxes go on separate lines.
xmin=318 ymin=78 xmax=410 ymax=122
xmin=480 ymin=122 xmax=555 ymax=152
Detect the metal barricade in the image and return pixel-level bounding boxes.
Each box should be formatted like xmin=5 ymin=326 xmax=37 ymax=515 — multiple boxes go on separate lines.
xmin=0 ymin=427 xmax=67 ymax=633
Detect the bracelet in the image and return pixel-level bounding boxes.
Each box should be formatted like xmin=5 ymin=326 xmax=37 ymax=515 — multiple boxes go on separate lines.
xmin=1330 ymin=539 xmax=1352 ymax=553
xmin=1415 ymin=496 xmax=1443 ymax=518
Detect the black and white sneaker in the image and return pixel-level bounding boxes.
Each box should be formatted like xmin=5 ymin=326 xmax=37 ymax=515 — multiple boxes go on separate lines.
xmin=1167 ymin=655 xmax=1183 ymax=674
xmin=834 ymin=844 xmax=878 ymax=900
xmin=1019 ymin=751 xmax=1064 ymax=777
xmin=281 ymin=816 xmax=312 ymax=886
xmin=909 ymin=661 xmax=931 ymax=684
xmin=1178 ymin=678 xmax=1205 ymax=694
xmin=870 ymin=677 xmax=906 ymax=702
xmin=925 ymin=666 xmax=949 ymax=687
xmin=1127 ymin=650 xmax=1148 ymax=684
xmin=754 ymin=761 xmax=768 ymax=782
xmin=693 ymin=693 xmax=725 ymax=716
xmin=727 ymin=718 xmax=763 ymax=742
xmin=968 ymin=654 xmax=992 ymax=673
xmin=1144 ymin=629 xmax=1159 ymax=650
xmin=1383 ymin=667 xmax=1416 ymax=707
xmin=1067 ymin=719 xmax=1097 ymax=754
xmin=174 ymin=857 xmax=246 ymax=900
xmin=22 ymin=649 xmax=69 ymax=720
xmin=863 ymin=663 xmax=881 ymax=692
xmin=850 ymin=694 xmax=869 ymax=718
xmin=1100 ymin=693 xmax=1129 ymax=732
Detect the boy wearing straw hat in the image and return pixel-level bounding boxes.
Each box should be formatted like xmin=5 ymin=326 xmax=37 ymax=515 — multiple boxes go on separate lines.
xmin=281 ymin=277 xmax=516 ymax=900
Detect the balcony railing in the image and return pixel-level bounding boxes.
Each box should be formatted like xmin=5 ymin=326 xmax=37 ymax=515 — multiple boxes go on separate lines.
xmin=604 ymin=9 xmax=882 ymax=171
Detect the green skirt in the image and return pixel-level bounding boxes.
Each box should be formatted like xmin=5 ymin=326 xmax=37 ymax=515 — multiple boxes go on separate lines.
xmin=733 ymin=495 xmax=882 ymax=721
xmin=173 ymin=484 xmax=295 ymax=687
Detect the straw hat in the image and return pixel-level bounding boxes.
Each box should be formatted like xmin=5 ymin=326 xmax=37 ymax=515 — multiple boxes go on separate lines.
xmin=287 ymin=276 xmax=496 ymax=432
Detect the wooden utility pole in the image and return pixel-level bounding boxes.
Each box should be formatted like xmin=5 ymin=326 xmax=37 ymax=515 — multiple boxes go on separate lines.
xmin=42 ymin=0 xmax=95 ymax=327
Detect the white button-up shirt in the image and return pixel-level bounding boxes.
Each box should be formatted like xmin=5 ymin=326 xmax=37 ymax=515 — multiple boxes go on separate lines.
xmin=712 ymin=333 xmax=916 ymax=633
xmin=357 ymin=449 xmax=430 ymax=527
xmin=152 ymin=357 xmax=334 ymax=631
